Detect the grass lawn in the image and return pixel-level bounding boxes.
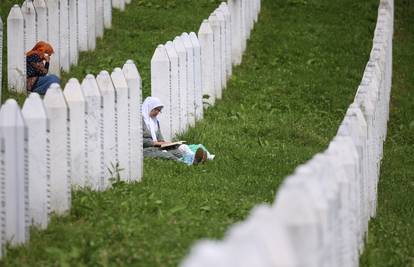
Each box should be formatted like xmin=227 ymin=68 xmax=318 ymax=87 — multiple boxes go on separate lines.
xmin=360 ymin=1 xmax=414 ymax=266
xmin=1 ymin=0 xmax=406 ymax=266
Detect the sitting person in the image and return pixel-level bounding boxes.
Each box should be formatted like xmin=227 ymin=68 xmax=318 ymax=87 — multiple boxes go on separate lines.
xmin=142 ymin=96 xmax=214 ymax=165
xmin=26 ymin=41 xmax=60 ymax=95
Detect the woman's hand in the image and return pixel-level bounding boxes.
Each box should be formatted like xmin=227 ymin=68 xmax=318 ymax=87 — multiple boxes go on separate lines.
xmin=44 ymin=54 xmax=50 ymax=62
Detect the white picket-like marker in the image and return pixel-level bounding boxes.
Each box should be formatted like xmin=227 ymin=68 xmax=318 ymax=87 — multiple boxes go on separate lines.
xmin=228 ymin=0 xmax=242 ymax=65
xmin=111 ymin=68 xmax=129 ymax=180
xmin=96 ymin=0 xmax=104 ymax=38
xmin=181 ymin=33 xmax=196 ymax=127
xmin=69 ymin=0 xmax=79 ymax=66
xmin=103 ymin=0 xmax=112 ymax=29
xmin=112 ymin=0 xmax=125 ymax=11
xmin=165 ymin=41 xmax=180 ymax=136
xmin=81 ymin=75 xmax=105 ymax=190
xmin=0 ymin=17 xmax=3 ymax=102
xmin=77 ymin=0 xmax=88 ymax=51
xmin=7 ymin=5 xmax=26 ymax=92
xmin=189 ymin=32 xmax=203 ymax=121
xmin=96 ymin=71 xmax=117 ymax=187
xmin=151 ymin=44 xmax=172 ymax=141
xmin=173 ymin=36 xmax=188 ymax=133
xmin=198 ymin=20 xmax=215 ymax=107
xmin=240 ymin=0 xmax=247 ymax=53
xmin=46 ymin=0 xmax=60 ymax=75
xmin=22 ymin=93 xmax=50 ymax=230
xmin=22 ymin=1 xmax=37 ymax=54
xmin=218 ymin=3 xmax=233 ymax=77
xmin=214 ymin=11 xmax=227 ymax=87
xmin=64 ymin=78 xmax=87 ymax=188
xmin=87 ymin=0 xmax=96 ymax=50
xmin=0 ymin=99 xmax=29 ymax=246
xmin=208 ymin=13 xmax=223 ymax=99
xmin=59 ymin=0 xmax=70 ymax=71
xmin=122 ymin=60 xmax=143 ymax=181
xmin=43 ymin=83 xmax=71 ymax=215
xmin=34 ymin=0 xmax=48 ymax=42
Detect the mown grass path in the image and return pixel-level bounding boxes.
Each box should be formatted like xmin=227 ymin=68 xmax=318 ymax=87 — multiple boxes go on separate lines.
xmin=0 ymin=0 xmax=384 ymax=266
xmin=360 ymin=1 xmax=414 ymax=266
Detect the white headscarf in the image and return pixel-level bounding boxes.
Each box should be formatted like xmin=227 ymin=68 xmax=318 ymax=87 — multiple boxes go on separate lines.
xmin=142 ymin=96 xmax=163 ymax=141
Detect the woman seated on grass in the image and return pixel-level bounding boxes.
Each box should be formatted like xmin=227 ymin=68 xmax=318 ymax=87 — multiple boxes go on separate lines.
xmin=26 ymin=41 xmax=60 ymax=95
xmin=142 ymin=96 xmax=214 ymax=165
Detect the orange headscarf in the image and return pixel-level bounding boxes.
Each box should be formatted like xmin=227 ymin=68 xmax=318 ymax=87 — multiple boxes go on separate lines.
xmin=26 ymin=41 xmax=54 ymax=60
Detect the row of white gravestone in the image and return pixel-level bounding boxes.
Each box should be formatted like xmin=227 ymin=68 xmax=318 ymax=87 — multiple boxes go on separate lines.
xmin=5 ymin=0 xmax=130 ymax=96
xmin=181 ymin=1 xmax=394 ymax=267
xmin=151 ymin=0 xmax=261 ymax=141
xmin=0 ymin=60 xmax=143 ymax=258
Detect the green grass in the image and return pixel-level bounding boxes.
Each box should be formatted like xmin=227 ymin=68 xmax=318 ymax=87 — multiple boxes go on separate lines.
xmin=360 ymin=1 xmax=414 ymax=266
xmin=0 ymin=0 xmax=398 ymax=266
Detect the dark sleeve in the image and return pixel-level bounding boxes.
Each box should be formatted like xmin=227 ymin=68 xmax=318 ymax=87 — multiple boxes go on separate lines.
xmin=142 ymin=119 xmax=155 ymax=148
xmin=28 ymin=55 xmax=49 ymax=76
xmin=156 ymin=121 xmax=165 ymax=142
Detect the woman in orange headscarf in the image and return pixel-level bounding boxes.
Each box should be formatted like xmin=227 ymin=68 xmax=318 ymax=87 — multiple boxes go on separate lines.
xmin=26 ymin=41 xmax=60 ymax=95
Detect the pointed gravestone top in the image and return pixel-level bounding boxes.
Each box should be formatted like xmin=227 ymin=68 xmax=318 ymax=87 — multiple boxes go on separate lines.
xmin=181 ymin=240 xmax=231 ymax=267
xmin=8 ymin=5 xmax=24 ymax=21
xmin=22 ymin=1 xmax=35 ymax=12
xmin=44 ymin=83 xmax=67 ymax=108
xmin=151 ymin=45 xmax=169 ymax=63
xmin=122 ymin=61 xmax=140 ymax=80
xmin=199 ymin=20 xmax=213 ymax=35
xmin=33 ymin=0 xmax=47 ymax=9
xmin=181 ymin=33 xmax=193 ymax=49
xmin=97 ymin=70 xmax=116 ymax=94
xmin=22 ymin=93 xmax=48 ymax=119
xmin=165 ymin=41 xmax=178 ymax=57
xmin=82 ymin=74 xmax=101 ymax=97
xmin=64 ymin=78 xmax=85 ymax=102
xmin=173 ymin=36 xmax=186 ymax=53
xmin=0 ymin=99 xmax=25 ymax=127
xmin=189 ymin=32 xmax=201 ymax=47
xmin=111 ymin=67 xmax=129 ymax=89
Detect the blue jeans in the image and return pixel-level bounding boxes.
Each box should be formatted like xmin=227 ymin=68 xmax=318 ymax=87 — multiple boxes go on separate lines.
xmin=32 ymin=75 xmax=60 ymax=95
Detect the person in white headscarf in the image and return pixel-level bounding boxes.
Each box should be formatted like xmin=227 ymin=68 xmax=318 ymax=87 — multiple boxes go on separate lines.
xmin=142 ymin=96 xmax=209 ymax=164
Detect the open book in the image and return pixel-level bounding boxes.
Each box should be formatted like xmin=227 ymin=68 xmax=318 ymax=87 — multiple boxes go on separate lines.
xmin=160 ymin=141 xmax=186 ymax=149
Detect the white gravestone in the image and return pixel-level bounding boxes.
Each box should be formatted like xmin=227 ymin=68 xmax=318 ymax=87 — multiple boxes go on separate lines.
xmin=181 ymin=33 xmax=196 ymax=127
xmin=69 ymin=0 xmax=79 ymax=66
xmin=122 ymin=60 xmax=143 ymax=181
xmin=214 ymin=11 xmax=227 ymax=87
xmin=239 ymin=0 xmax=247 ymax=53
xmin=173 ymin=36 xmax=188 ymax=133
xmin=273 ymin=181 xmax=320 ymax=267
xmin=198 ymin=20 xmax=215 ymax=107
xmin=77 ymin=0 xmax=88 ymax=51
xmin=0 ymin=99 xmax=29 ymax=246
xmin=151 ymin=45 xmax=172 ymax=141
xmin=218 ymin=3 xmax=233 ymax=78
xmin=22 ymin=93 xmax=50 ymax=230
xmin=112 ymin=0 xmax=125 ymax=11
xmin=103 ymin=0 xmax=112 ymax=29
xmin=165 ymin=41 xmax=180 ymax=136
xmin=64 ymin=78 xmax=87 ymax=188
xmin=111 ymin=68 xmax=129 ymax=180
xmin=189 ymin=33 xmax=203 ymax=121
xmin=87 ymin=0 xmax=96 ymax=50
xmin=60 ymin=0 xmax=70 ymax=72
xmin=208 ymin=13 xmax=223 ymax=99
xmin=46 ymin=0 xmax=60 ymax=76
xmin=96 ymin=0 xmax=104 ymax=38
xmin=228 ymin=0 xmax=242 ymax=65
xmin=0 ymin=17 xmax=3 ymax=102
xmin=7 ymin=5 xmax=26 ymax=92
xmin=34 ymin=0 xmax=48 ymax=42
xmin=22 ymin=1 xmax=37 ymax=54
xmin=43 ymin=84 xmax=71 ymax=215
xmin=81 ymin=75 xmax=105 ymax=190
xmin=96 ymin=71 xmax=117 ymax=187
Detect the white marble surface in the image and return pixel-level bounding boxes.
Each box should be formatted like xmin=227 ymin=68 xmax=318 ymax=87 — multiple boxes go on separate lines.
xmin=165 ymin=41 xmax=180 ymax=136
xmin=103 ymin=0 xmax=112 ymax=29
xmin=122 ymin=61 xmax=143 ymax=181
xmin=87 ymin=0 xmax=96 ymax=50
xmin=69 ymin=0 xmax=79 ymax=66
xmin=43 ymin=84 xmax=71 ymax=215
xmin=181 ymin=33 xmax=196 ymax=127
xmin=22 ymin=1 xmax=37 ymax=53
xmin=77 ymin=0 xmax=88 ymax=52
xmin=189 ymin=32 xmax=203 ymax=122
xmin=173 ymin=36 xmax=188 ymax=133
xmin=59 ymin=0 xmax=70 ymax=71
xmin=0 ymin=100 xmax=29 ymax=246
xmin=22 ymin=93 xmax=50 ymax=230
xmin=34 ymin=0 xmax=48 ymax=42
xmin=198 ymin=20 xmax=215 ymax=107
xmin=7 ymin=5 xmax=26 ymax=92
xmin=208 ymin=13 xmax=223 ymax=100
xmin=95 ymin=0 xmax=104 ymax=38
